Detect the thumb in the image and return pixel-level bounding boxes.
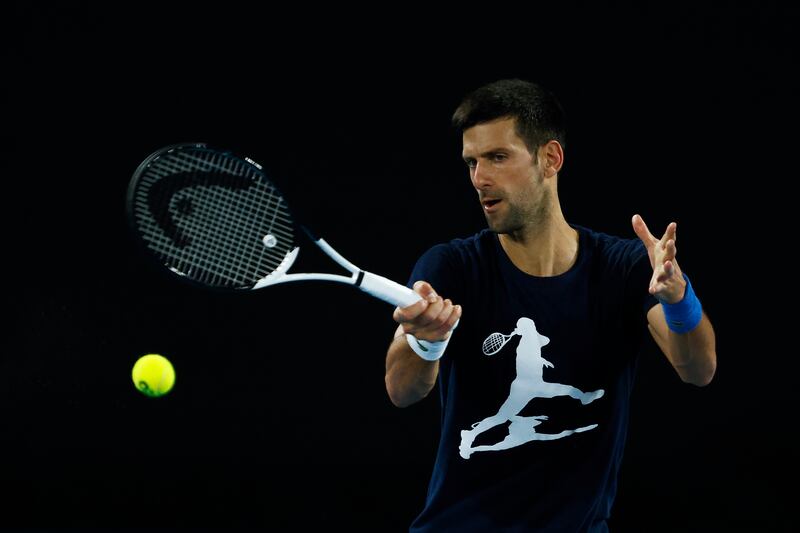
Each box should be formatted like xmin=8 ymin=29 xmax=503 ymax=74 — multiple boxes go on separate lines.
xmin=413 ymin=280 xmax=439 ymax=302
xmin=631 ymin=214 xmax=654 ymax=247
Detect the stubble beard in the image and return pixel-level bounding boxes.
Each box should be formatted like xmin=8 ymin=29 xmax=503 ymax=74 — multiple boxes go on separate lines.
xmin=487 ymin=183 xmax=551 ymax=238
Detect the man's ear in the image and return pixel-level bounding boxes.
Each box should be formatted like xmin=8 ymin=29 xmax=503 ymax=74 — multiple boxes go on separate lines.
xmin=540 ymin=140 xmax=564 ymax=178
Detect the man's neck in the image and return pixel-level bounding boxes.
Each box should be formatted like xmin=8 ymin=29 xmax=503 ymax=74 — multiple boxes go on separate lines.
xmin=498 ymin=217 xmax=579 ymax=277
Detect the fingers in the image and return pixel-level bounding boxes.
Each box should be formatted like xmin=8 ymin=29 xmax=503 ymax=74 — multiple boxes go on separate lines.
xmin=392 ymin=280 xmax=462 ymax=341
xmin=401 ymin=297 xmax=456 ymax=338
xmin=392 ymin=280 xmax=438 ymax=323
xmin=664 ymin=260 xmax=675 ymax=277
xmin=636 ymin=216 xmax=681 ymax=270
xmin=650 ymin=257 xmax=683 ymax=297
xmin=642 ymin=220 xmax=684 ymax=301
xmin=659 ymin=238 xmax=677 ymax=263
xmin=631 ymin=214 xmax=656 ymax=248
xmin=410 ymin=297 xmax=447 ymax=333
xmin=392 ymin=297 xmax=429 ymax=323
xmin=653 ymin=260 xmax=675 ymax=284
xmin=432 ymin=300 xmax=462 ymax=340
xmin=659 ymin=222 xmax=677 ymax=250
xmin=413 ymin=280 xmax=438 ymax=301
xmin=659 ymin=223 xmax=678 ymax=263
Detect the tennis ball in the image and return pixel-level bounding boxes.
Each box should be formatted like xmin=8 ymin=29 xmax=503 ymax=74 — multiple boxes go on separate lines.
xmin=132 ymin=354 xmax=175 ymax=397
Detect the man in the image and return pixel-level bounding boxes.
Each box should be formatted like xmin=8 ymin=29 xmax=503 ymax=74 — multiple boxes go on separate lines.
xmin=384 ymin=79 xmax=716 ymax=532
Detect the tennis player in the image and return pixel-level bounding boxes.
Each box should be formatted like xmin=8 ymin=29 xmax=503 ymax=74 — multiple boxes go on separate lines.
xmin=385 ymin=79 xmax=716 ymax=532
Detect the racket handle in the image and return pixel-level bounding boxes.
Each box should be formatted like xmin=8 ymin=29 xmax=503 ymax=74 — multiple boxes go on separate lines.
xmin=359 ymin=271 xmax=422 ymax=308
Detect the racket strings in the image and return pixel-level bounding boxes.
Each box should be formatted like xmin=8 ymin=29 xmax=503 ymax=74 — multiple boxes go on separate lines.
xmin=131 ymin=148 xmax=296 ymax=288
xmin=482 ymin=333 xmax=509 ymax=355
xmin=186 ymin=181 xmax=257 ymax=284
xmin=142 ymin=152 xmax=263 ymax=284
xmin=176 ymin=152 xmax=293 ymax=283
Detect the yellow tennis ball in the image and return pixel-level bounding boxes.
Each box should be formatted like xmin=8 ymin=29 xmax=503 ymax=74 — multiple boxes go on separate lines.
xmin=132 ymin=354 xmax=175 ymax=397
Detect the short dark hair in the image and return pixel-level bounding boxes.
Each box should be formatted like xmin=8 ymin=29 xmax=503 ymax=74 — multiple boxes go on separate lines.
xmin=452 ymin=79 xmax=567 ymax=156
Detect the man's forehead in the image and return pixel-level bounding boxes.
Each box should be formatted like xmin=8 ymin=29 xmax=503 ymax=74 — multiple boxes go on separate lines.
xmin=462 ymin=118 xmax=524 ymax=155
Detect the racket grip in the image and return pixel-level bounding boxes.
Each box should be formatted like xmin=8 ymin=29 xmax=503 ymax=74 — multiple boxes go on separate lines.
xmin=358 ymin=271 xmax=422 ymax=308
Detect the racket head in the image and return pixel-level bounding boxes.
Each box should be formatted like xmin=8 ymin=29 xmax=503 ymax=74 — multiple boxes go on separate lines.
xmin=482 ymin=332 xmax=511 ymax=355
xmin=126 ymin=143 xmax=298 ymax=290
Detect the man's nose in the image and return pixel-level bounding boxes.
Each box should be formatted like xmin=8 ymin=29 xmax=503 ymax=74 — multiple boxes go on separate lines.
xmin=471 ymin=161 xmax=492 ymax=189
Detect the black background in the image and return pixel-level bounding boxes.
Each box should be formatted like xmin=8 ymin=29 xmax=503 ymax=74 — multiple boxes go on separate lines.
xmin=4 ymin=3 xmax=797 ymax=531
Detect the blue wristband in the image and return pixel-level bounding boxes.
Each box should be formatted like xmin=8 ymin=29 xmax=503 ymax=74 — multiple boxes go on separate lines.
xmin=661 ymin=273 xmax=702 ymax=333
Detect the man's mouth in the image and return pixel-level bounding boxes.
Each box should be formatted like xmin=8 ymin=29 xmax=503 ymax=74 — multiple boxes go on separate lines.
xmin=482 ymin=199 xmax=502 ymax=211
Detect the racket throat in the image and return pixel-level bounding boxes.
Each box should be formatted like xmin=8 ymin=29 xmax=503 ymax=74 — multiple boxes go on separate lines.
xmin=354 ymin=270 xmax=366 ymax=287
xmin=253 ymin=247 xmax=301 ymax=289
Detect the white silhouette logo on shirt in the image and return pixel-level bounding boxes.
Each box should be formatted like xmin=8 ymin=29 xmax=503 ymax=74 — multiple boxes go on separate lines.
xmin=460 ymin=317 xmax=604 ymax=459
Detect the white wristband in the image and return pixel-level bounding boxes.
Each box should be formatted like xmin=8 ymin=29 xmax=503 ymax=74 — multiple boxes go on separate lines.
xmin=406 ymin=334 xmax=450 ymax=361
xmin=405 ymin=319 xmax=459 ymax=361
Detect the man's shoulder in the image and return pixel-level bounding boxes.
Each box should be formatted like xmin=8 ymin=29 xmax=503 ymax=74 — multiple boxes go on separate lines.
xmin=411 ymin=230 xmax=495 ymax=279
xmin=409 ymin=230 xmax=494 ymax=297
xmin=446 ymin=228 xmax=494 ymax=251
xmin=427 ymin=228 xmax=495 ymax=261
xmin=573 ymin=223 xmax=648 ymax=268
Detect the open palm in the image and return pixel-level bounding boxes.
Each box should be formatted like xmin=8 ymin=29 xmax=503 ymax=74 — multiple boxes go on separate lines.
xmin=631 ymin=214 xmax=686 ymax=304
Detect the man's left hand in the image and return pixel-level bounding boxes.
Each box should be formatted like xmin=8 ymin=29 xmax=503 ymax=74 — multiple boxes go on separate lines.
xmin=632 ymin=214 xmax=686 ymax=304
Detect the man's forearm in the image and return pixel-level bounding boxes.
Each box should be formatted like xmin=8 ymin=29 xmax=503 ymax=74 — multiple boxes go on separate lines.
xmin=385 ymin=335 xmax=439 ymax=407
xmin=661 ymin=312 xmax=717 ymax=386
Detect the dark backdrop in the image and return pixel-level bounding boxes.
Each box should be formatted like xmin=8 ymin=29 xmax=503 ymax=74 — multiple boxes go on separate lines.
xmin=4 ymin=3 xmax=797 ymax=531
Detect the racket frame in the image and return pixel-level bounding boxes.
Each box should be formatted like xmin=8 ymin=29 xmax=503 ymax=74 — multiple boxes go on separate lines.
xmin=126 ymin=143 xmax=421 ymax=308
xmin=482 ymin=332 xmax=516 ymax=355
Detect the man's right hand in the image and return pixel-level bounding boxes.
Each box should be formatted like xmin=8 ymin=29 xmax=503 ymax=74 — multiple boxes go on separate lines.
xmin=392 ymin=281 xmax=462 ymax=343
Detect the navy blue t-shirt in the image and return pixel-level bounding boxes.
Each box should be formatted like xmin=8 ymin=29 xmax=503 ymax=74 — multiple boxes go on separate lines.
xmin=406 ymin=225 xmax=659 ymax=533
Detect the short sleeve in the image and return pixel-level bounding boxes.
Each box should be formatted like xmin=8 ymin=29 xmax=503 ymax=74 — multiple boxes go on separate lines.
xmin=407 ymin=243 xmax=464 ymax=303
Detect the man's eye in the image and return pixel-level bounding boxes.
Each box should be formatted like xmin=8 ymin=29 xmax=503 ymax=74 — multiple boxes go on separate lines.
xmin=465 ymin=160 xmax=476 ymax=168
xmin=492 ymin=154 xmax=507 ymax=162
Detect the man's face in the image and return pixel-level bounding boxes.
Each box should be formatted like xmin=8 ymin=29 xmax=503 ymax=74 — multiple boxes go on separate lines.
xmin=462 ymin=117 xmax=547 ymax=235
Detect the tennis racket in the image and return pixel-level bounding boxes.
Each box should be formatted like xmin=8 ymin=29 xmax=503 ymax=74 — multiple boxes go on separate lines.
xmin=126 ymin=143 xmax=422 ymax=308
xmin=482 ymin=332 xmax=517 ymax=355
